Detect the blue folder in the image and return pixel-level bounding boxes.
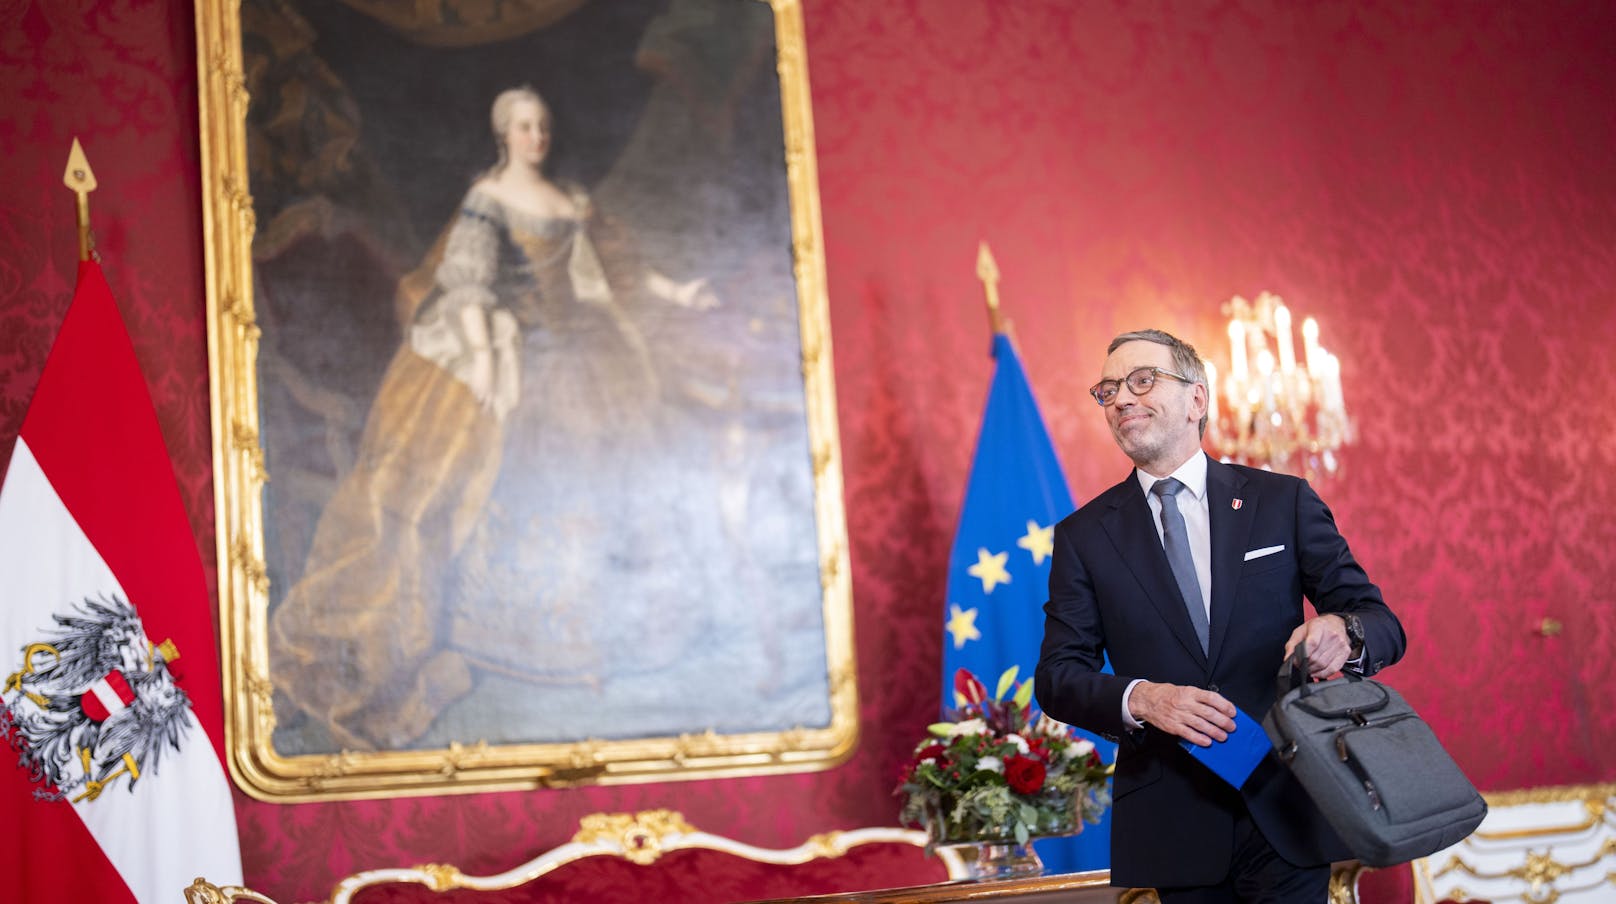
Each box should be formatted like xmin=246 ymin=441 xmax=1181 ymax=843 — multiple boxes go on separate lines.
xmin=1180 ymin=706 xmax=1273 ymax=789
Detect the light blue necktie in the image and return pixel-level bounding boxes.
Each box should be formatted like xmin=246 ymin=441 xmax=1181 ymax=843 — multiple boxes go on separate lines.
xmin=1152 ymin=478 xmax=1210 ymax=655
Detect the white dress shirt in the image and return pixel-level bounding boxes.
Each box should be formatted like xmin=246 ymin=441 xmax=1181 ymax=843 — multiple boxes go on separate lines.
xmin=1138 ymin=452 xmax=1213 ymax=619
xmin=1121 ymin=450 xmax=1211 ymax=729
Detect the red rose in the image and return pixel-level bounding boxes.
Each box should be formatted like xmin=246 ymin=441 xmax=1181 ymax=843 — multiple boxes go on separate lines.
xmin=913 ymin=743 xmax=946 ymax=764
xmin=1004 ymin=755 xmax=1047 ymax=794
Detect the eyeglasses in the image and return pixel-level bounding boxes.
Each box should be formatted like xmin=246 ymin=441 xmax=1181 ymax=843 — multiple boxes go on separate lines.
xmin=1089 ymin=366 xmax=1195 ymax=407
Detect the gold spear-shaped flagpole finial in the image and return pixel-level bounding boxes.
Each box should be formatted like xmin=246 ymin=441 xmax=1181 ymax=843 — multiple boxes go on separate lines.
xmin=63 ymin=137 xmax=98 ymax=262
xmin=976 ymin=241 xmax=1009 ymax=335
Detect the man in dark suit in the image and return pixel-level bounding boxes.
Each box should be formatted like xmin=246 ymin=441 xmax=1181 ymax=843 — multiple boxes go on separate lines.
xmin=1035 ymin=329 xmax=1404 ymax=903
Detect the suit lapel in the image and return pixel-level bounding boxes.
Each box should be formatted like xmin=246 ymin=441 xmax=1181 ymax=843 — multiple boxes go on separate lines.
xmin=1205 ymin=460 xmax=1254 ymax=674
xmin=1100 ymin=472 xmax=1208 ymax=669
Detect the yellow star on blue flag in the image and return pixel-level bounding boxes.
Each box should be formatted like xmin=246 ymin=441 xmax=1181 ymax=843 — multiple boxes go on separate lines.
xmin=1017 ymin=520 xmax=1055 ymax=565
xmin=940 ymin=332 xmax=1113 ymax=872
xmin=967 ymin=547 xmax=1011 ymax=593
xmin=945 ymin=604 xmax=981 ymax=649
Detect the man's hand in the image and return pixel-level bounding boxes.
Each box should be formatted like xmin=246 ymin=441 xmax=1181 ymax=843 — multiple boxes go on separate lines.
xmin=1283 ymin=614 xmax=1351 ymax=678
xmin=1129 ymin=681 xmax=1236 ymax=748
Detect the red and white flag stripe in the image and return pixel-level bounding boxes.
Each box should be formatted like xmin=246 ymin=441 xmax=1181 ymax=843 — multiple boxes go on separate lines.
xmin=0 ymin=261 xmax=242 ymax=904
xmin=81 ymin=671 xmax=137 ymax=723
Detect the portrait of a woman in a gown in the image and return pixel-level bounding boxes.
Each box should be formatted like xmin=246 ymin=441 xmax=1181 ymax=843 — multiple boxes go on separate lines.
xmin=237 ymin=0 xmax=842 ymax=776
xmin=268 ymin=86 xmax=719 ymax=751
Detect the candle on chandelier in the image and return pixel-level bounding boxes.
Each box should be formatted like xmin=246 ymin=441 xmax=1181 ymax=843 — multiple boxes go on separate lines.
xmin=1228 ymin=319 xmax=1248 ymax=382
xmin=1320 ymin=352 xmax=1343 ymax=415
xmin=1301 ymin=317 xmax=1321 ymax=376
xmin=1256 ymin=349 xmax=1277 ymax=414
xmin=1274 ymin=303 xmax=1295 ymax=373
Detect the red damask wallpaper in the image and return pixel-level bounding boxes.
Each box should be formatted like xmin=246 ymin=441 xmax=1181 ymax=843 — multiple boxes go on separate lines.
xmin=2 ymin=1 xmax=1614 ymax=902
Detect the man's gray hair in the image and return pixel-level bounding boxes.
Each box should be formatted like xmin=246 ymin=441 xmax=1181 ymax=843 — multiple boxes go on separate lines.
xmin=1107 ymin=329 xmax=1209 ymax=437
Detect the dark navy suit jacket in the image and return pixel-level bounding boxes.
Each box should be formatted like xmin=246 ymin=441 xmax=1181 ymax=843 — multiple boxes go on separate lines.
xmin=1035 ymin=458 xmax=1405 ymax=888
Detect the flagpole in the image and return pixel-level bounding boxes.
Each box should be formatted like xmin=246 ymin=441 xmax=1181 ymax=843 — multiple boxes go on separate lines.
xmin=976 ymin=241 xmax=1010 ymax=336
xmin=943 ymin=243 xmax=1115 ymax=871
xmin=63 ymin=137 xmax=97 ymax=262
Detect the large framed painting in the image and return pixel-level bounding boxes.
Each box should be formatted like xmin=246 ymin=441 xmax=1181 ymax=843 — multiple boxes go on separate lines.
xmin=195 ymin=0 xmax=855 ymax=801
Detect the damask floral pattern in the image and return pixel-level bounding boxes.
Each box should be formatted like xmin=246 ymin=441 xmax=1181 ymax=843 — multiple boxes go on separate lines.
xmin=3 ymin=1 xmax=1615 ymax=902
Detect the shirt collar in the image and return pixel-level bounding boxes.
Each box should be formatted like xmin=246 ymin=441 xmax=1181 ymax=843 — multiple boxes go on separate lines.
xmin=1135 ymin=449 xmax=1209 ymax=502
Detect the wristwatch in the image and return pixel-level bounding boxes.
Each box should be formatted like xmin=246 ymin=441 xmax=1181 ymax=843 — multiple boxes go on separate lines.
xmin=1340 ymin=612 xmax=1365 ymax=656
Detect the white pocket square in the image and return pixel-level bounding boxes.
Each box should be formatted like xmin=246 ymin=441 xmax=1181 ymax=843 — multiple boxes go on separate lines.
xmin=1244 ymin=545 xmax=1285 ymax=561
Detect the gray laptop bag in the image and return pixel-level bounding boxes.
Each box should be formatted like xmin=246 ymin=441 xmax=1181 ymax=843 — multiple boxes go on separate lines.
xmin=1261 ymin=643 xmax=1487 ymax=867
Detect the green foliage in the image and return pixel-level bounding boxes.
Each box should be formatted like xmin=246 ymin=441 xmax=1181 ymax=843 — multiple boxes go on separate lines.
xmin=994 ymin=666 xmax=1019 ymax=701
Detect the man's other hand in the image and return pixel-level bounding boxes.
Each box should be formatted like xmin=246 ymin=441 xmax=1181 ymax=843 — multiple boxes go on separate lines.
xmin=1283 ymin=614 xmax=1351 ymax=678
xmin=1129 ymin=682 xmax=1237 ymax=747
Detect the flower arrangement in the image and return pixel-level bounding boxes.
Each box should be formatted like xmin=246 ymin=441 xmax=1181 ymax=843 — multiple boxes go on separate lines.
xmin=896 ymin=667 xmax=1112 ymax=846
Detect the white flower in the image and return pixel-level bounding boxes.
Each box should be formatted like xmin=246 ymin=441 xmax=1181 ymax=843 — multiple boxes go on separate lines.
xmin=976 ymin=756 xmax=1004 ymax=774
xmin=1005 ymin=733 xmax=1031 ymax=755
xmin=1065 ymin=738 xmax=1096 ymax=759
xmin=948 ymin=718 xmax=988 ymax=738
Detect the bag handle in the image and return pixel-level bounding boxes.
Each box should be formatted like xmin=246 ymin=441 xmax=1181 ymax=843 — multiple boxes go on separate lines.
xmin=1279 ymin=640 xmax=1314 ymax=698
xmin=1277 ymin=640 xmax=1368 ymax=695
xmin=1276 ymin=638 xmax=1388 ymax=712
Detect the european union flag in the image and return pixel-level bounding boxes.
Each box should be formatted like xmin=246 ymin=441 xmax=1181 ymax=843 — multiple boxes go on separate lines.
xmin=941 ymin=332 xmax=1112 ymax=873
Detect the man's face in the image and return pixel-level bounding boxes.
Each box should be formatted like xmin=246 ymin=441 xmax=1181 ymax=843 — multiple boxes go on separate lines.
xmin=1099 ymin=340 xmax=1205 ymax=469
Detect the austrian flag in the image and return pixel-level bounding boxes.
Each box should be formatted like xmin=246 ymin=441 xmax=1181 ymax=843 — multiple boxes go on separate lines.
xmin=0 ymin=261 xmax=243 ymax=903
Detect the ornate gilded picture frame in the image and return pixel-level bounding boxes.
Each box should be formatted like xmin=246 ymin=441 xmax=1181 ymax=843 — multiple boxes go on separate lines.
xmin=196 ymin=0 xmax=855 ymax=801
